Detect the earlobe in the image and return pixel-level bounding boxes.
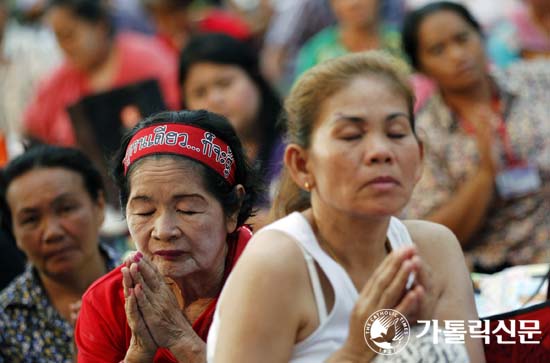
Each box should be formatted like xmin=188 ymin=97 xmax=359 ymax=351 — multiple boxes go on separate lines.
xmin=284 ymin=144 xmax=313 ymax=192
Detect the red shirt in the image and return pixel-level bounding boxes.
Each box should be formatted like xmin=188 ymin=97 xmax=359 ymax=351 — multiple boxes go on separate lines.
xmin=23 ymin=32 xmax=180 ymax=146
xmin=75 ymin=227 xmax=252 ymax=363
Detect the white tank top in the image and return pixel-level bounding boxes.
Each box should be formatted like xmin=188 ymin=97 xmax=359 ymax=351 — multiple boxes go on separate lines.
xmin=206 ymin=212 xmax=417 ymax=362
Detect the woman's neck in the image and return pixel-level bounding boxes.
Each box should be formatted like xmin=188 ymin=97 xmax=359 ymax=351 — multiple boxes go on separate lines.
xmin=175 ymin=243 xmax=228 ymax=308
xmin=39 ymin=248 xmax=108 ymax=319
xmin=306 ymin=205 xmax=390 ymax=271
xmin=440 ymin=76 xmax=493 ymax=115
xmin=86 ymin=37 xmax=118 ymax=92
xmin=340 ymin=22 xmax=379 ymax=52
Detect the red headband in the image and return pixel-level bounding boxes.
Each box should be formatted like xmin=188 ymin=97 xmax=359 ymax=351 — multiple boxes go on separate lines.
xmin=123 ymin=124 xmax=236 ymax=185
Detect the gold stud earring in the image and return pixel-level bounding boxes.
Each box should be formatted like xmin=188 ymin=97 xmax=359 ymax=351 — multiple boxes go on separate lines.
xmin=304 ymin=182 xmax=311 ymax=191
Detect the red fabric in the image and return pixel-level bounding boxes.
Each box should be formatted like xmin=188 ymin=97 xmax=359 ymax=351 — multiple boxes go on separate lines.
xmin=123 ymin=124 xmax=236 ymax=184
xmin=23 ymin=32 xmax=180 ymax=146
xmin=484 ymin=301 xmax=550 ymax=363
xmin=75 ymin=226 xmax=252 ymax=363
xmin=198 ymin=9 xmax=251 ymax=41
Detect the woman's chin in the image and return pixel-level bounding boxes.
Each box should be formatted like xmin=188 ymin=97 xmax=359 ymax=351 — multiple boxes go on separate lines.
xmin=155 ymin=260 xmax=195 ymax=280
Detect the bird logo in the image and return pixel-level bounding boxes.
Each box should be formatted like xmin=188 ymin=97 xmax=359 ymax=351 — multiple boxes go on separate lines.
xmin=364 ymin=309 xmax=410 ymax=355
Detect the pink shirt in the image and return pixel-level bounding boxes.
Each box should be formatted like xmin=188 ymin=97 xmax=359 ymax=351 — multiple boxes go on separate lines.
xmin=24 ymin=32 xmax=180 ymax=146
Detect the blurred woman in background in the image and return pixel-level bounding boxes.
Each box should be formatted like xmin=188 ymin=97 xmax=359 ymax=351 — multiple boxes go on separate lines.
xmin=0 ymin=145 xmax=119 ymax=362
xmin=179 ymin=33 xmax=284 ymax=228
xmin=295 ymin=0 xmax=404 ymax=77
xmin=402 ymin=1 xmax=550 ymax=273
xmin=23 ymin=0 xmax=179 ymax=146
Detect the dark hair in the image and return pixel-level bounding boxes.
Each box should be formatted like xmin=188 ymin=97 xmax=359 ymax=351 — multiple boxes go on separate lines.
xmin=271 ymin=51 xmax=416 ymax=219
xmin=48 ymin=0 xmax=114 ymax=34
xmin=178 ymin=33 xmax=283 ymax=178
xmin=142 ymin=0 xmax=193 ymax=11
xmin=0 ymin=145 xmax=105 ymax=237
xmin=402 ymin=1 xmax=482 ymax=69
xmin=111 ymin=110 xmax=259 ymax=228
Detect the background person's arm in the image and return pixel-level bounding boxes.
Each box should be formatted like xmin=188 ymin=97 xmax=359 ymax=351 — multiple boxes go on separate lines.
xmin=425 ymin=108 xmax=497 ymax=246
xmin=425 ymin=167 xmax=494 ymax=246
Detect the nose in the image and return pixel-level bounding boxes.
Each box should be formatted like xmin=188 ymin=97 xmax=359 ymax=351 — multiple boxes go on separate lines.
xmin=364 ymin=136 xmax=394 ymax=165
xmin=151 ymin=211 xmax=182 ymax=242
xmin=42 ymin=216 xmax=65 ymax=244
xmin=206 ymin=88 xmax=225 ymax=111
xmin=448 ymin=43 xmax=468 ymax=62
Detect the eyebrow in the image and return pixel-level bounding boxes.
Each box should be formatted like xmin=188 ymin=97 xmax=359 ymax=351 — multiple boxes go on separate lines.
xmin=129 ymin=193 xmax=207 ymax=203
xmin=331 ymin=112 xmax=410 ymax=125
xmin=16 ymin=193 xmax=75 ymax=215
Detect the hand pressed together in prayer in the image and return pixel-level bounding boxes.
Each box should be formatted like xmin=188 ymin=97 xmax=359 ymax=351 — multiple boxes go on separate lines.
xmin=330 ymin=246 xmax=433 ymax=362
xmin=470 ymin=105 xmax=499 ymax=177
xmin=122 ymin=251 xmax=205 ymax=362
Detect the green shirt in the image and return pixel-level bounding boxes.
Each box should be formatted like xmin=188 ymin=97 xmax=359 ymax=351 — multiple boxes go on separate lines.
xmin=295 ymin=24 xmax=404 ymax=78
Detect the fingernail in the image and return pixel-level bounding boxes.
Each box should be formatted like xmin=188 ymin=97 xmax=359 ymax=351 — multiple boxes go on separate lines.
xmin=133 ymin=252 xmax=142 ymax=263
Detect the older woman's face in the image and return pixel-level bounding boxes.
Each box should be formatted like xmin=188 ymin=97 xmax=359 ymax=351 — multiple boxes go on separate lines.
xmin=416 ymin=10 xmax=487 ymax=91
xmin=47 ymin=6 xmax=109 ymax=71
xmin=6 ymin=168 xmax=105 ymax=278
xmin=126 ymin=157 xmax=234 ymax=281
xmin=330 ymin=0 xmax=379 ymax=28
xmin=183 ymin=63 xmax=261 ymax=138
xmin=306 ymin=76 xmax=422 ymax=217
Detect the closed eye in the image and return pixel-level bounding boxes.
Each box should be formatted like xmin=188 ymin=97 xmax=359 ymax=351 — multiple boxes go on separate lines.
xmin=20 ymin=215 xmax=39 ymax=226
xmin=134 ymin=211 xmax=155 ymax=217
xmin=177 ymin=210 xmax=199 ymax=215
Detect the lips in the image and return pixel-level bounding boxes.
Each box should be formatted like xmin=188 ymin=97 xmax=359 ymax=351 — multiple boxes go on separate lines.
xmin=455 ymin=62 xmax=477 ymax=76
xmin=154 ymin=250 xmax=185 ymax=260
xmin=44 ymin=246 xmax=77 ymax=260
xmin=366 ymin=176 xmax=400 ymax=186
xmin=363 ymin=176 xmax=401 ymax=192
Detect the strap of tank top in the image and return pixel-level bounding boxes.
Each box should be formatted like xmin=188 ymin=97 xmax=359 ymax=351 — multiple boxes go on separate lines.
xmin=296 ymin=243 xmax=328 ymax=325
xmin=387 ymin=216 xmax=414 ymax=249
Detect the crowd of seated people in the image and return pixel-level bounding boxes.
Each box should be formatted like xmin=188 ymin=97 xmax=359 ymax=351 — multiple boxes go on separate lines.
xmin=1 ymin=0 xmax=549 ymax=362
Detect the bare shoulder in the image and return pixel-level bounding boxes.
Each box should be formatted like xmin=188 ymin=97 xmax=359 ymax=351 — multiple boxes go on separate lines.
xmin=217 ymin=228 xmax=312 ymax=342
xmin=401 ymin=219 xmax=465 ymax=268
xmin=235 ymin=228 xmax=309 ymax=280
xmin=221 ymin=228 xmax=311 ymax=311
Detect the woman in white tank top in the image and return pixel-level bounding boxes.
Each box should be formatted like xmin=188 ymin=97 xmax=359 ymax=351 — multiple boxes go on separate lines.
xmin=207 ymin=52 xmax=485 ymax=363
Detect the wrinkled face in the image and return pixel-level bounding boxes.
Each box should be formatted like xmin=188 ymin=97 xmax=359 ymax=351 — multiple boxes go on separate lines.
xmin=183 ymin=62 xmax=261 ymax=137
xmin=417 ymin=10 xmax=487 ymax=91
xmin=330 ymin=0 xmax=379 ymax=28
xmin=307 ymin=76 xmax=422 ymax=217
xmin=6 ymin=168 xmax=105 ymax=278
xmin=47 ymin=6 xmax=109 ymax=71
xmin=126 ymin=157 xmax=234 ymax=281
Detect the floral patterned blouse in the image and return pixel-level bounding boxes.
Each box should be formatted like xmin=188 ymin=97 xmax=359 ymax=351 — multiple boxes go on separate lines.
xmin=0 ymin=244 xmax=119 ymax=362
xmin=403 ymin=61 xmax=550 ymax=272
